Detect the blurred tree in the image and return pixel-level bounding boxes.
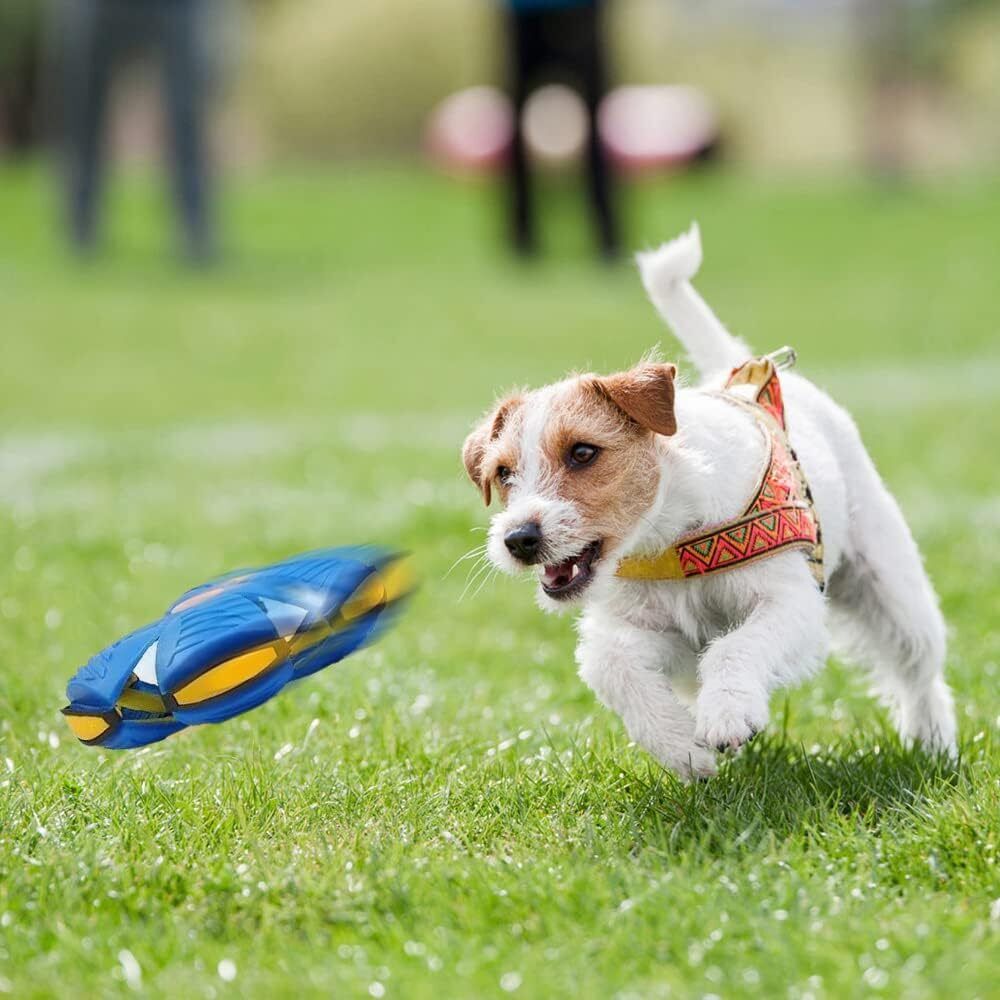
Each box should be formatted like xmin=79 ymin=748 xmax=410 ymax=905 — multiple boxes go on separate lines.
xmin=856 ymin=0 xmax=1000 ymax=176
xmin=250 ymin=0 xmax=495 ymax=156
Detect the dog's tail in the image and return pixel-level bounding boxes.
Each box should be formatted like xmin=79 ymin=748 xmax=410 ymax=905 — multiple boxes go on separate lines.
xmin=636 ymin=223 xmax=751 ymax=377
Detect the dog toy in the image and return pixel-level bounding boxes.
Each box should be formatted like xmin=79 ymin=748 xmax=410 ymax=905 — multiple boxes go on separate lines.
xmin=62 ymin=547 xmax=414 ymax=749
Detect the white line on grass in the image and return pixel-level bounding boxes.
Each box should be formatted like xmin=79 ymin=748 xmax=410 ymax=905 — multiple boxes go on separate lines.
xmin=1 ymin=356 xmax=996 ymax=524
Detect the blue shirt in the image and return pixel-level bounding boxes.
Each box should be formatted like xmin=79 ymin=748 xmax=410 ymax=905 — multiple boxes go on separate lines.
xmin=504 ymin=0 xmax=596 ymax=10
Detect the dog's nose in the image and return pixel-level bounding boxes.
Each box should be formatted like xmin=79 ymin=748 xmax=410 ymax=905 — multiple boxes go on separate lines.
xmin=504 ymin=522 xmax=543 ymax=563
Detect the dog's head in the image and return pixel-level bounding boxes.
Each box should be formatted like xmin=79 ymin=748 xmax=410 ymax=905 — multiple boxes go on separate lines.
xmin=462 ymin=362 xmax=676 ymax=610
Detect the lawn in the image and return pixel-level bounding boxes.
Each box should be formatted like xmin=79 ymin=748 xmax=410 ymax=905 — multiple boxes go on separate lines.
xmin=0 ymin=163 xmax=998 ymax=999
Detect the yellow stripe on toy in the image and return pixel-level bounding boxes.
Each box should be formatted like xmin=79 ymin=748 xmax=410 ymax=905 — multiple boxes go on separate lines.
xmin=170 ymin=586 xmax=226 ymax=614
xmin=117 ymin=684 xmax=168 ymax=714
xmin=341 ymin=575 xmax=387 ymax=622
xmin=172 ymin=642 xmax=286 ymax=707
xmin=380 ymin=557 xmax=416 ymax=604
xmin=62 ymin=712 xmax=115 ymax=743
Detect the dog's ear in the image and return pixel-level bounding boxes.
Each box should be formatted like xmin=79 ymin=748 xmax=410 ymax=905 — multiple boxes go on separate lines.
xmin=462 ymin=396 xmax=522 ymax=505
xmin=590 ymin=363 xmax=678 ymax=436
xmin=462 ymin=427 xmax=492 ymax=506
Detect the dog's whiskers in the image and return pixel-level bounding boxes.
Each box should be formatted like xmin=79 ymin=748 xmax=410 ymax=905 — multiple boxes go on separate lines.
xmin=469 ymin=565 xmax=500 ymax=600
xmin=444 ymin=543 xmax=489 ymax=580
xmin=459 ymin=554 xmax=494 ymax=602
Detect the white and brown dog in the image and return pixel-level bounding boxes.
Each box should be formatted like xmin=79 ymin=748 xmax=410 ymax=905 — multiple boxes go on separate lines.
xmin=462 ymin=224 xmax=956 ymax=779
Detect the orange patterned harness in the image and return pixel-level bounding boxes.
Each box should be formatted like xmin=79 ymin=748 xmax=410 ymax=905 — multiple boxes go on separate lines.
xmin=616 ymin=349 xmax=825 ymax=590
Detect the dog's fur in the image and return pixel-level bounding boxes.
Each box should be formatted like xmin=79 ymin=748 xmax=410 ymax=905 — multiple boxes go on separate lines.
xmin=462 ymin=224 xmax=956 ymax=778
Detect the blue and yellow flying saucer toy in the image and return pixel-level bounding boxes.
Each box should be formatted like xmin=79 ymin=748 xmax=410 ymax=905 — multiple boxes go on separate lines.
xmin=62 ymin=547 xmax=414 ymax=749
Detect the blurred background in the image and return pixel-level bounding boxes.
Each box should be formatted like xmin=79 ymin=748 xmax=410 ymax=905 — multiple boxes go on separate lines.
xmin=2 ymin=0 xmax=1000 ymax=259
xmin=1 ymin=3 xmax=999 ymax=995
xmin=5 ymin=0 xmax=1000 ymax=166
xmin=0 ymin=0 xmax=997 ymax=734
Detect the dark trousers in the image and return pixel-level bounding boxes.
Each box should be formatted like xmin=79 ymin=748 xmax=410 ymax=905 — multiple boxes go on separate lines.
xmin=58 ymin=0 xmax=212 ymax=259
xmin=506 ymin=3 xmax=619 ymax=257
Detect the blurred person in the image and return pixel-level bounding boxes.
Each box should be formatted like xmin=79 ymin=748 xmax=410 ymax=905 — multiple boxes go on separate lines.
xmin=502 ymin=0 xmax=620 ymax=259
xmin=53 ymin=0 xmax=215 ymax=262
xmin=0 ymin=1 xmax=43 ymax=154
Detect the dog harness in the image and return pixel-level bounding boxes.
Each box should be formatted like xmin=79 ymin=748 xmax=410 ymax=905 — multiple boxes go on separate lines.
xmin=616 ymin=348 xmax=825 ymax=590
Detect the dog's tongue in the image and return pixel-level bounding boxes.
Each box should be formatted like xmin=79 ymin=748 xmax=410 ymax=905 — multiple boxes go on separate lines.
xmin=541 ymin=559 xmax=575 ymax=589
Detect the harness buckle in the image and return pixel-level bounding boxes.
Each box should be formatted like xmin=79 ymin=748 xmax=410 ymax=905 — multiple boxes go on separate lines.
xmin=766 ymin=345 xmax=798 ymax=371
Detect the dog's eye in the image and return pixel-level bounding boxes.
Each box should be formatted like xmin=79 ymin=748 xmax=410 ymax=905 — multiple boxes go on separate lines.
xmin=568 ymin=443 xmax=600 ymax=468
xmin=496 ymin=465 xmax=513 ymax=485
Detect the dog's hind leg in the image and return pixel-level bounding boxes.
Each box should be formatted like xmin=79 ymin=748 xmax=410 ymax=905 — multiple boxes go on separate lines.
xmin=826 ymin=442 xmax=956 ymax=755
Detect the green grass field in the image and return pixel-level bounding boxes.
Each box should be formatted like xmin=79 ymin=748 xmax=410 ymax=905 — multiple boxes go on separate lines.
xmin=0 ymin=164 xmax=998 ymax=999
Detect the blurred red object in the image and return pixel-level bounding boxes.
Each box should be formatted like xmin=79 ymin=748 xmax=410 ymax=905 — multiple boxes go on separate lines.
xmin=426 ymin=83 xmax=720 ymax=177
xmin=599 ymin=85 xmax=719 ymax=173
xmin=426 ymin=86 xmax=513 ymax=173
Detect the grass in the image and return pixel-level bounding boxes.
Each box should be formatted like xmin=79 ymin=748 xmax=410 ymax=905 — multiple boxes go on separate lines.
xmin=0 ymin=162 xmax=998 ymax=999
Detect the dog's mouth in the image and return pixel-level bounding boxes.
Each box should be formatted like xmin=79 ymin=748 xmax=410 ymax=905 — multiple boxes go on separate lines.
xmin=538 ymin=540 xmax=602 ymax=600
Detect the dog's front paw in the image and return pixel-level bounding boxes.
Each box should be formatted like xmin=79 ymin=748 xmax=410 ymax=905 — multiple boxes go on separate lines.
xmin=669 ymin=742 xmax=718 ymax=782
xmin=640 ymin=736 xmax=718 ymax=781
xmin=695 ymin=686 xmax=768 ymax=754
xmin=674 ymin=744 xmax=718 ymax=781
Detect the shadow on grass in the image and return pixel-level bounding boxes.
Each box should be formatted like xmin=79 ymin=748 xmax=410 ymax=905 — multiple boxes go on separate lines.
xmin=621 ymin=734 xmax=962 ymax=857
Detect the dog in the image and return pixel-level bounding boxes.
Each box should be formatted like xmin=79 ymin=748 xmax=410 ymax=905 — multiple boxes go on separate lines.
xmin=461 ymin=224 xmax=957 ymax=779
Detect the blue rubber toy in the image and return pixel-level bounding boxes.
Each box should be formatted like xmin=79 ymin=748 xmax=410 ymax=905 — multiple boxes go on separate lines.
xmin=62 ymin=547 xmax=414 ymax=749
